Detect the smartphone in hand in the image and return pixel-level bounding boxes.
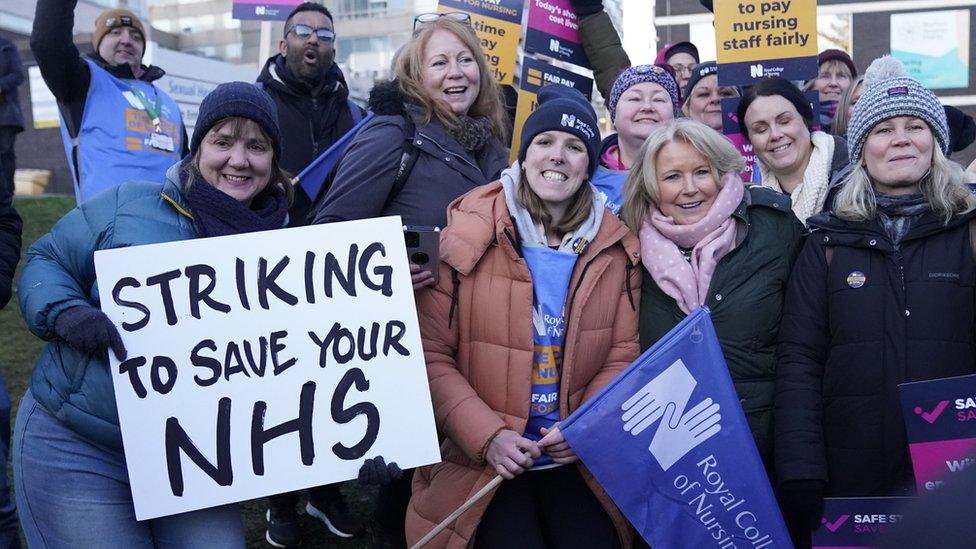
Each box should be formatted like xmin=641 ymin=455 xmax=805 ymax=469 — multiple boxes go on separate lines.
xmin=403 ymin=225 xmax=440 ymax=285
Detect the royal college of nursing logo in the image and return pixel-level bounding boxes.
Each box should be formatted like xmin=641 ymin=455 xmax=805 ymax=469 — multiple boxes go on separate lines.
xmin=621 ymin=359 xmax=723 ymax=470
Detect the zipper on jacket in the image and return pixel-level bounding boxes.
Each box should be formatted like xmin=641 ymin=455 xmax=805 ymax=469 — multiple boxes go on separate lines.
xmin=417 ymin=130 xmax=480 ymax=172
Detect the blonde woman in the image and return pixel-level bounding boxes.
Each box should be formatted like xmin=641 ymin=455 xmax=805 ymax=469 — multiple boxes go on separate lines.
xmin=832 ymin=74 xmax=865 ymax=139
xmin=775 ymin=57 xmax=976 ymax=548
xmin=621 ymin=118 xmax=803 ymax=474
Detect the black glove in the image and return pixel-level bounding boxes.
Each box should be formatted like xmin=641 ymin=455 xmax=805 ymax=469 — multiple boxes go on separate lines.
xmin=778 ymin=479 xmax=826 ymax=549
xmin=358 ymin=456 xmax=403 ymax=486
xmin=568 ymin=0 xmax=604 ymax=19
xmin=54 ymin=305 xmax=127 ymax=361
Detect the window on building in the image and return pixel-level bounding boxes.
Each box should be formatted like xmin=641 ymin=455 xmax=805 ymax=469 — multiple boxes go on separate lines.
xmin=223 ymin=12 xmax=241 ymax=29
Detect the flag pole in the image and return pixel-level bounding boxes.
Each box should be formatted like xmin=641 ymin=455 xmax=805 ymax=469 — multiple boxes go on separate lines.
xmin=409 ymin=475 xmax=503 ymax=549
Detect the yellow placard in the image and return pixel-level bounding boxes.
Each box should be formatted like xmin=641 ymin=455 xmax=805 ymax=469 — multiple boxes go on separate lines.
xmin=510 ymin=89 xmax=539 ymax=163
xmin=437 ymin=7 xmax=521 ymax=85
xmin=715 ymin=0 xmax=818 ymax=64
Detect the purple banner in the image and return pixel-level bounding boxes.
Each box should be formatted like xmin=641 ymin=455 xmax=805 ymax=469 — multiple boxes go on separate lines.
xmin=720 ymin=98 xmax=758 ymax=183
xmin=524 ymin=0 xmax=589 ymax=69
xmin=812 ymin=497 xmax=913 ymax=549
xmin=899 ymin=374 xmax=976 ymax=493
xmin=232 ymin=0 xmax=302 ymax=21
xmin=718 ymin=57 xmax=818 ymax=88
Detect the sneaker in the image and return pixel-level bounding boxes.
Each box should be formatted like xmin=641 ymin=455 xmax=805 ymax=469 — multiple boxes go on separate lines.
xmin=266 ymin=506 xmax=301 ymax=548
xmin=306 ymin=490 xmax=363 ymax=538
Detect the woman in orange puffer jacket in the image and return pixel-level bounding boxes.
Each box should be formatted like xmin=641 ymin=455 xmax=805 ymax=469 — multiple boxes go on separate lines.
xmin=406 ymin=85 xmax=641 ymax=548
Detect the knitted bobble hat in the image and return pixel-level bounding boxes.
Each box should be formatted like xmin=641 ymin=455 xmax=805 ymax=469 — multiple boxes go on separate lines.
xmin=607 ymin=64 xmax=681 ymax=123
xmin=191 ymin=82 xmax=282 ymax=158
xmin=847 ymin=56 xmax=948 ymax=165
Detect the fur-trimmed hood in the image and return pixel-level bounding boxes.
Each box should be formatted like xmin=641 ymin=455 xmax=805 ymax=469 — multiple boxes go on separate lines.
xmin=367 ymin=80 xmax=410 ymax=117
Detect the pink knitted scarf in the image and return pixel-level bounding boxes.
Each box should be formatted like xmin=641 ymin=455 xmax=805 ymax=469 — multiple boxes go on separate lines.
xmin=639 ymin=173 xmax=744 ymax=314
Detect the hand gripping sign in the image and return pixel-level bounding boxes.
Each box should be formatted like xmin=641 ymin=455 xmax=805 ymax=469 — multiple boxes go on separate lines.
xmin=94 ymin=217 xmax=440 ymax=520
xmin=561 ymin=307 xmax=790 ymax=549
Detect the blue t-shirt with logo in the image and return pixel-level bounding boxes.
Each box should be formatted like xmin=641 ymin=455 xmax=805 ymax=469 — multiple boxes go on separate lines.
xmin=522 ymin=246 xmax=578 ymax=467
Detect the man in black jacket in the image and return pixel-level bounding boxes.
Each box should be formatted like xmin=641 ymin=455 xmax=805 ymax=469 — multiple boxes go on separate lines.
xmin=259 ymin=4 xmax=365 ymax=547
xmin=0 ymin=202 xmax=21 ymax=548
xmin=257 ymin=2 xmax=364 ymax=227
xmin=30 ymin=0 xmax=187 ymax=203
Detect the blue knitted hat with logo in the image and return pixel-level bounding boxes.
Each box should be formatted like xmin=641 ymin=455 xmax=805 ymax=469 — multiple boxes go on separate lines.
xmin=518 ymin=84 xmax=601 ymax=177
xmin=191 ymin=81 xmax=282 ymax=158
xmin=847 ymin=56 xmax=948 ymax=165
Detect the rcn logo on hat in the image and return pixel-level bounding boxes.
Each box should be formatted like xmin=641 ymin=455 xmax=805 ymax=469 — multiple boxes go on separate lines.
xmin=560 ymin=114 xmax=595 ymax=140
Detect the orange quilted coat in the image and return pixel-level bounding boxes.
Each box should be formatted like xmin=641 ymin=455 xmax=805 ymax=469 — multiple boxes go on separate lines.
xmin=406 ymin=181 xmax=641 ymax=548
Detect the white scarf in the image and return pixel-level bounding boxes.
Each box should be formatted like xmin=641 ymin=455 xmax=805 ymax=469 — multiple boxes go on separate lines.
xmin=760 ymin=131 xmax=835 ymax=224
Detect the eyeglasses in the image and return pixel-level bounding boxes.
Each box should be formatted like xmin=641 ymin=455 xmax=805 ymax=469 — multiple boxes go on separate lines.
xmin=413 ymin=12 xmax=471 ymax=31
xmin=671 ymin=63 xmax=697 ymax=75
xmin=287 ymin=24 xmax=336 ymax=42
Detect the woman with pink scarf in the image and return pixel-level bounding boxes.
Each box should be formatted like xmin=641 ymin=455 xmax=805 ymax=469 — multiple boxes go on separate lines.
xmin=620 ymin=119 xmax=803 ymax=473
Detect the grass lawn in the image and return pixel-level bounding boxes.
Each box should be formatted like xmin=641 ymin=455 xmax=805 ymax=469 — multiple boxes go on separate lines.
xmin=2 ymin=196 xmax=373 ymax=548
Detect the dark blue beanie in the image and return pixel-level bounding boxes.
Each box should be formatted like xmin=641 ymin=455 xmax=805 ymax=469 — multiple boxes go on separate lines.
xmin=518 ymin=84 xmax=601 ymax=177
xmin=191 ymin=82 xmax=282 ymax=158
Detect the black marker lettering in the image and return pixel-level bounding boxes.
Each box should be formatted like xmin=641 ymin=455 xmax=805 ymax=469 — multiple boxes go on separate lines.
xmin=146 ymin=269 xmax=182 ymax=325
xmin=165 ymin=397 xmax=233 ymax=496
xmin=331 ymin=368 xmax=379 ymax=460
xmin=186 ymin=264 xmax=231 ymax=319
xmin=250 ymin=381 xmax=316 ymax=475
xmin=112 ymin=277 xmax=150 ymax=332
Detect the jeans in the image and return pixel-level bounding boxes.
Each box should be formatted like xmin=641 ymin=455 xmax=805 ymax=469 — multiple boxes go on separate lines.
xmin=13 ymin=391 xmax=244 ymax=548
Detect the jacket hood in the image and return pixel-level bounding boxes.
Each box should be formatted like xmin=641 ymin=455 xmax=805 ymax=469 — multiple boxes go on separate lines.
xmin=599 ymin=132 xmax=619 ymax=156
xmin=367 ymin=79 xmax=409 ymax=117
xmin=440 ymin=165 xmax=640 ymax=276
xmin=258 ymin=54 xmax=349 ymax=99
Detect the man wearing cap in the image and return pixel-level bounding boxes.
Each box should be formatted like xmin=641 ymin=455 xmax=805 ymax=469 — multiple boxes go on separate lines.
xmin=31 ymin=0 xmax=186 ymax=204
xmin=257 ymin=2 xmax=364 ymax=227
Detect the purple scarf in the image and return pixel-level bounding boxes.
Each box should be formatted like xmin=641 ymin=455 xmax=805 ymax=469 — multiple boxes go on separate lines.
xmin=639 ymin=173 xmax=744 ymax=314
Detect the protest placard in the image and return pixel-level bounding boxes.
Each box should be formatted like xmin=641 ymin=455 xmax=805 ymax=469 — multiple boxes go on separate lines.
xmin=561 ymin=308 xmax=790 ymax=549
xmin=437 ymin=0 xmax=524 ymax=85
xmin=714 ymin=0 xmax=818 ymax=86
xmin=524 ymin=0 xmax=589 ymax=69
xmin=812 ymin=497 xmax=912 ymax=548
xmin=94 ymin=217 xmax=441 ymax=520
xmin=721 ymin=97 xmax=759 ymax=183
xmin=510 ymin=56 xmax=593 ymax=162
xmin=231 ymin=0 xmax=303 ymax=21
xmin=899 ymin=374 xmax=976 ymax=493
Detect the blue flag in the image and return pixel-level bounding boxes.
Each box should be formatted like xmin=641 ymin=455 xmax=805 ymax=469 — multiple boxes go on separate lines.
xmin=560 ymin=307 xmax=791 ymax=549
xmin=294 ymin=112 xmax=375 ymax=200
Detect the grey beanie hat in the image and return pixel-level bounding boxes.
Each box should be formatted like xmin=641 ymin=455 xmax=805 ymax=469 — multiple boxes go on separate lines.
xmin=847 ymin=56 xmax=948 ymax=165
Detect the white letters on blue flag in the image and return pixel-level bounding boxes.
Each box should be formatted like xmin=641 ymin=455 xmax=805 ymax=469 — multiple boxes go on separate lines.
xmin=560 ymin=307 xmax=791 ymax=549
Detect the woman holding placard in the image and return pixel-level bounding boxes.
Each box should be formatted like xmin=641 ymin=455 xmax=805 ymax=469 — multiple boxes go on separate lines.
xmin=407 ymin=84 xmax=640 ymax=548
xmin=13 ymin=82 xmax=399 ymax=547
xmin=737 ymin=77 xmax=851 ymax=224
xmin=775 ymin=57 xmax=976 ymax=547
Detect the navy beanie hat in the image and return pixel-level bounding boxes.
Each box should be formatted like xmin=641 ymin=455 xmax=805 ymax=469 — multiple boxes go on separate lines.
xmin=518 ymin=84 xmax=601 ymax=176
xmin=191 ymin=82 xmax=282 ymax=158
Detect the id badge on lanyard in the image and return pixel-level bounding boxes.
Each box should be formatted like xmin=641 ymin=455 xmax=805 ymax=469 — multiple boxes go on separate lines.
xmin=131 ymin=87 xmax=175 ymax=152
